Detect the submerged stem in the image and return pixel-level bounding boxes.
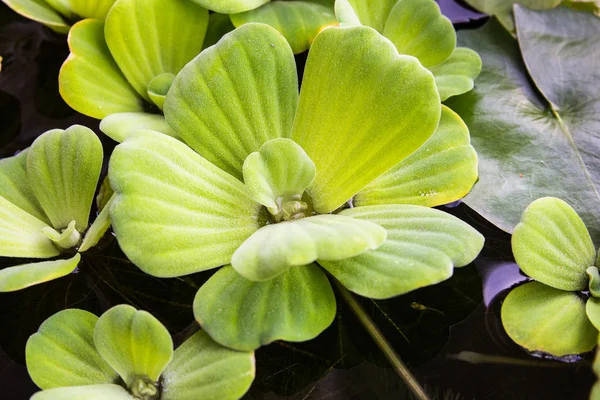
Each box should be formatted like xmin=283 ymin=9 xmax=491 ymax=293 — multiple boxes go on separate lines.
xmin=333 ymin=280 xmax=430 ymax=400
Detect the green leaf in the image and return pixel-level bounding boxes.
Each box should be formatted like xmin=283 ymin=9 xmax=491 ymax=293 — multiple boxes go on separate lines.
xmin=79 ymin=194 xmax=115 ymax=253
xmin=94 ymin=305 xmax=173 ymax=386
xmin=31 ymin=384 xmax=134 ymax=400
xmin=355 ymin=105 xmax=478 ymax=208
xmin=512 ymin=197 xmax=595 ymax=291
xmin=26 ymin=309 xmax=117 ymax=389
xmin=232 ymin=214 xmax=387 ymax=281
xmin=291 ymin=25 xmax=440 ymax=213
xmin=0 ymin=150 xmax=47 ymax=222
xmin=446 ymin=10 xmax=600 ymax=245
xmin=42 ymin=220 xmax=80 ymax=250
xmin=243 ymin=138 xmax=315 ymax=215
xmin=334 ymin=0 xmax=397 ymax=32
xmin=0 ymin=195 xmax=58 ymax=258
xmin=164 ymin=23 xmax=298 ymax=180
xmin=230 ymin=1 xmax=338 ymax=54
xmin=591 ymin=267 xmax=600 ymax=298
xmin=59 ymin=19 xmax=143 ymax=119
xmin=105 ymin=0 xmax=209 ymax=102
xmin=428 ymin=47 xmax=482 ymax=101
xmin=320 ymin=205 xmax=484 ymax=299
xmin=194 ymin=265 xmax=336 ymax=351
xmin=501 ymin=281 xmax=597 ymax=356
xmin=586 ymin=297 xmax=600 ymax=330
xmin=382 ymin=0 xmax=455 ymax=67
xmin=147 ymin=73 xmax=175 ymax=111
xmin=27 ymin=126 xmax=103 ymax=232
xmin=63 ymin=0 xmax=117 ymax=20
xmin=161 ymin=330 xmax=255 ymax=400
xmin=2 ymin=0 xmax=69 ymax=33
xmin=100 ymin=113 xmax=178 ymax=143
xmin=203 ymin=13 xmax=236 ymax=49
xmin=108 ymin=131 xmax=261 ymax=277
xmin=42 ymin=0 xmax=74 ymax=19
xmin=187 ymin=0 xmax=269 ymax=13
xmin=0 ymin=253 xmax=80 ymax=292
xmin=464 ymin=0 xmax=560 ymax=32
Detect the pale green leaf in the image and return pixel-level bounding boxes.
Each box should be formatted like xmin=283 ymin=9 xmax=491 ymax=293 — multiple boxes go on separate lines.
xmin=188 ymin=0 xmax=269 ymax=14
xmin=501 ymin=281 xmax=597 ymax=356
xmin=230 ymin=1 xmax=338 ymax=54
xmin=589 ymin=267 xmax=600 ymax=298
xmin=586 ymin=297 xmax=600 ymax=331
xmin=31 ymin=384 xmax=134 ymax=400
xmin=194 ymin=264 xmax=336 ymax=351
xmin=291 ymin=26 xmax=440 ymax=213
xmin=355 ymin=105 xmax=478 ymax=208
xmin=2 ymin=0 xmax=69 ymax=33
xmin=108 ymin=131 xmax=261 ymax=277
xmin=105 ymin=0 xmax=209 ymax=102
xmin=100 ymin=113 xmax=178 ymax=143
xmin=147 ymin=73 xmax=175 ymax=111
xmin=66 ymin=0 xmax=117 ymax=20
xmin=94 ymin=305 xmax=173 ymax=386
xmin=320 ymin=205 xmax=484 ymax=299
xmin=512 ymin=197 xmax=595 ymax=291
xmin=0 ymin=196 xmax=58 ymax=258
xmin=464 ymin=0 xmax=560 ymax=32
xmin=203 ymin=13 xmax=236 ymax=49
xmin=79 ymin=194 xmax=114 ymax=253
xmin=161 ymin=330 xmax=255 ymax=400
xmin=26 ymin=309 xmax=117 ymax=389
xmin=243 ymin=138 xmax=315 ymax=215
xmin=429 ymin=47 xmax=482 ymax=101
xmin=42 ymin=220 xmax=80 ymax=250
xmin=164 ymin=23 xmax=298 ymax=180
xmin=59 ymin=19 xmax=142 ymax=119
xmin=0 ymin=149 xmax=47 ymax=222
xmin=0 ymin=253 xmax=80 ymax=292
xmin=27 ymin=126 xmax=103 ymax=232
xmin=232 ymin=214 xmax=387 ymax=281
xmin=43 ymin=0 xmax=75 ymax=19
xmin=382 ymin=0 xmax=455 ymax=67
xmin=334 ymin=0 xmax=397 ymax=32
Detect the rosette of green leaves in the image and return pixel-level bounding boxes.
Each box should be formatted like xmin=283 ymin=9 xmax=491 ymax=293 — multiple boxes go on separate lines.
xmin=26 ymin=305 xmax=255 ymax=400
xmin=0 ymin=125 xmax=112 ymax=292
xmin=108 ymin=23 xmax=484 ymax=351
xmin=334 ymin=0 xmax=482 ymax=101
xmin=1 ymin=0 xmax=117 ymax=33
xmin=501 ymin=197 xmax=600 ymax=356
xmin=59 ymin=0 xmax=210 ymax=142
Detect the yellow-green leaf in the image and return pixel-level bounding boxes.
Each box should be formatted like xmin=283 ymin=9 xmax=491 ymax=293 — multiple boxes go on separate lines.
xmin=0 ymin=254 xmax=80 ymax=292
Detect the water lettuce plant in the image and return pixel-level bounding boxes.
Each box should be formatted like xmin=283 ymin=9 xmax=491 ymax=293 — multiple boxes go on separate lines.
xmin=0 ymin=125 xmax=111 ymax=292
xmin=59 ymin=0 xmax=209 ymax=141
xmin=107 ymin=22 xmax=484 ymax=351
xmin=501 ymin=197 xmax=600 ymax=356
xmin=26 ymin=305 xmax=255 ymax=399
xmin=334 ymin=0 xmax=482 ymax=101
xmin=1 ymin=0 xmax=116 ymax=33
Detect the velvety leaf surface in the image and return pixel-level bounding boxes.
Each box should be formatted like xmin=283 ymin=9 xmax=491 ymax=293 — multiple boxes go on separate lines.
xmin=243 ymin=138 xmax=315 ymax=214
xmin=31 ymin=384 xmax=134 ymax=400
xmin=0 ymin=195 xmax=58 ymax=258
xmin=79 ymin=194 xmax=114 ymax=252
xmin=291 ymin=26 xmax=440 ymax=213
xmin=66 ymin=0 xmax=117 ymax=19
xmin=2 ymin=0 xmax=69 ymax=33
xmin=94 ymin=305 xmax=173 ymax=386
xmin=429 ymin=47 xmax=482 ymax=101
xmin=0 ymin=253 xmax=80 ymax=292
xmin=164 ymin=23 xmax=298 ymax=180
xmin=105 ymin=0 xmax=209 ymax=102
xmin=203 ymin=13 xmax=235 ymax=49
xmin=334 ymin=0 xmax=397 ymax=32
xmin=231 ymin=214 xmax=387 ymax=281
xmin=99 ymin=113 xmax=178 ymax=143
xmin=320 ymin=205 xmax=484 ymax=299
xmin=59 ymin=19 xmax=143 ymax=119
xmin=230 ymin=1 xmax=337 ymax=54
xmin=464 ymin=0 xmax=560 ymax=32
xmin=501 ymin=281 xmax=597 ymax=356
xmin=25 ymin=309 xmax=116 ymax=389
xmin=382 ymin=0 xmax=455 ymax=67
xmin=586 ymin=297 xmax=600 ymax=331
xmin=42 ymin=220 xmax=80 ymax=250
xmin=188 ymin=0 xmax=269 ymax=13
xmin=108 ymin=131 xmax=261 ymax=277
xmin=589 ymin=267 xmax=600 ymax=298
xmin=0 ymin=149 xmax=47 ymax=222
xmin=42 ymin=0 xmax=73 ymax=18
xmin=194 ymin=264 xmax=336 ymax=351
xmin=355 ymin=105 xmax=477 ymax=208
xmin=512 ymin=197 xmax=595 ymax=291
xmin=446 ymin=10 xmax=600 ymax=245
xmin=161 ymin=330 xmax=254 ymax=400
xmin=146 ymin=73 xmax=175 ymax=111
xmin=27 ymin=126 xmax=102 ymax=231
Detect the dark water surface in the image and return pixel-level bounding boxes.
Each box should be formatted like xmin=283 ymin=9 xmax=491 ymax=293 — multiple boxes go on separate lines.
xmin=0 ymin=2 xmax=593 ymax=399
